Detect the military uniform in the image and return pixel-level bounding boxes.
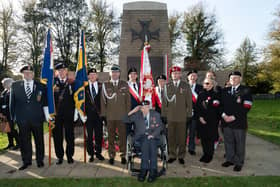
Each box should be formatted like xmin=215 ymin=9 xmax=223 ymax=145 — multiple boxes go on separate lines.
xmin=162 ymin=78 xmax=192 ymax=161
xmin=53 ymin=76 xmax=75 ymax=163
xmin=85 ymin=79 xmax=103 ymax=160
xmin=123 ymin=108 xmax=163 ymax=182
xmin=101 ymin=79 xmax=131 ymax=161
xmin=10 ymin=72 xmax=47 ymax=169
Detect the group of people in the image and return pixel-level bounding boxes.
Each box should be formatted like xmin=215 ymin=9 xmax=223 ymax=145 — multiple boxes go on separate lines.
xmin=0 ymin=62 xmax=253 ymax=183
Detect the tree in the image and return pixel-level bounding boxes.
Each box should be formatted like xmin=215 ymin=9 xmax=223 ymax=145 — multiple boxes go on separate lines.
xmin=0 ymin=2 xmax=18 ymax=74
xmin=86 ymin=0 xmax=119 ymax=72
xmin=20 ymin=0 xmax=47 ymax=78
xmin=181 ymin=3 xmax=224 ymax=70
xmin=168 ymin=12 xmax=185 ymax=62
xmin=38 ymin=0 xmax=88 ymax=69
xmin=233 ymin=37 xmax=258 ymax=85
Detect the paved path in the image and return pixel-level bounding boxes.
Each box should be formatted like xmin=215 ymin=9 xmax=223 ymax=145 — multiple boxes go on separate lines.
xmin=0 ymin=131 xmax=279 ymax=179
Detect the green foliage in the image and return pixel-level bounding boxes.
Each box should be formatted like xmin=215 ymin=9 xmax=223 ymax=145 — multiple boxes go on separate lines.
xmin=181 ymin=3 xmax=224 ymax=70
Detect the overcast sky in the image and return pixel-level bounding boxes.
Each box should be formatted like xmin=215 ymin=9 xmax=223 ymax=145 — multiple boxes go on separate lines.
xmin=6 ymin=0 xmax=280 ymax=63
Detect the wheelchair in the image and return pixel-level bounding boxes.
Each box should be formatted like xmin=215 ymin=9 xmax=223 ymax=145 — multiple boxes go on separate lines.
xmin=125 ymin=128 xmax=168 ymax=177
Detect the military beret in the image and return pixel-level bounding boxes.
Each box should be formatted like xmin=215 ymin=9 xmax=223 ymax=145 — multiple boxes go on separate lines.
xmin=229 ymin=71 xmax=242 ymax=77
xmin=20 ymin=65 xmax=34 ymax=73
xmin=128 ymin=67 xmax=137 ymax=75
xmin=156 ymin=74 xmax=167 ymax=81
xmin=187 ymin=69 xmax=198 ymax=76
xmin=55 ymin=62 xmax=67 ymax=70
xmin=110 ymin=64 xmax=120 ymax=72
xmin=88 ymin=68 xmax=97 ymax=74
xmin=141 ymin=100 xmax=150 ymax=106
xmin=169 ymin=66 xmax=181 ymax=74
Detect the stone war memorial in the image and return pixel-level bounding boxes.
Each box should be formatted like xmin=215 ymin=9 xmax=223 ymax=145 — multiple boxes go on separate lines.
xmin=119 ymin=1 xmax=171 ymax=80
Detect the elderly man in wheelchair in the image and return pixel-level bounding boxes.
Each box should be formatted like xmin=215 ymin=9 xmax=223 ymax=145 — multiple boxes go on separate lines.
xmin=123 ymin=100 xmax=167 ymax=183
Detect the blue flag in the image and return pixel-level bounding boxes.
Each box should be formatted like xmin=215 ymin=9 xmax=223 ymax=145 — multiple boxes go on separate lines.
xmin=41 ymin=29 xmax=55 ymax=117
xmin=74 ymin=30 xmax=88 ymax=116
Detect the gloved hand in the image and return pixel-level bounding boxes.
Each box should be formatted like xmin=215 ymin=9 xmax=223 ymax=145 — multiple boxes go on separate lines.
xmin=100 ymin=116 xmax=107 ymax=126
xmin=74 ymin=109 xmax=79 ymax=122
xmin=79 ymin=111 xmax=87 ymax=123
xmin=43 ymin=106 xmax=54 ymax=122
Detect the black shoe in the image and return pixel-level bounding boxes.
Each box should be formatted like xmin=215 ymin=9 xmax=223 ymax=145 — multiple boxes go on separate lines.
xmin=109 ymin=158 xmax=114 ymax=165
xmin=147 ymin=170 xmax=157 ymax=183
xmin=178 ymin=158 xmax=185 ymax=165
xmin=168 ymin=158 xmax=176 ymax=163
xmin=138 ymin=169 xmax=147 ymax=182
xmin=19 ymin=163 xmax=31 ymax=170
xmin=89 ymin=156 xmax=94 ymax=163
xmin=12 ymin=145 xmax=20 ymax=150
xmin=233 ymin=165 xmax=242 ymax=172
xmin=121 ymin=157 xmax=127 ymax=165
xmin=204 ymin=156 xmax=213 ymax=163
xmin=96 ymin=154 xmax=105 ymax=161
xmin=37 ymin=161 xmax=44 ymax=168
xmin=188 ymin=150 xmax=196 ymax=155
xmin=56 ymin=158 xmax=63 ymax=165
xmin=199 ymin=155 xmax=207 ymax=162
xmin=4 ymin=144 xmax=14 ymax=150
xmin=67 ymin=157 xmax=74 ymax=164
xmin=222 ymin=161 xmax=234 ymax=167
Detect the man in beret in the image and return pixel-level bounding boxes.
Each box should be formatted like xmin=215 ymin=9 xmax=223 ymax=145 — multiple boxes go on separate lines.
xmin=100 ymin=64 xmax=131 ymax=165
xmin=84 ymin=68 xmax=105 ymax=162
xmin=123 ymin=100 xmax=163 ymax=183
xmin=53 ymin=62 xmax=76 ymax=165
xmin=127 ymin=67 xmax=141 ymax=109
xmin=161 ymin=66 xmax=192 ymax=165
xmin=187 ymin=70 xmax=203 ymax=156
xmin=10 ymin=65 xmax=48 ymax=170
xmin=155 ymin=75 xmax=166 ymax=114
xmin=220 ymin=71 xmax=253 ymax=172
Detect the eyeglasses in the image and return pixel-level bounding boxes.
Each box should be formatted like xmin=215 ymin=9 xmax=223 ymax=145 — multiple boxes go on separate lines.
xmin=203 ymin=82 xmax=210 ymax=85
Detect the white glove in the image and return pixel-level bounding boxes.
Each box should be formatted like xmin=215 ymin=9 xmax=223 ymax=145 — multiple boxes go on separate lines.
xmin=78 ymin=111 xmax=87 ymax=123
xmin=74 ymin=109 xmax=79 ymax=122
xmin=43 ymin=106 xmax=53 ymax=122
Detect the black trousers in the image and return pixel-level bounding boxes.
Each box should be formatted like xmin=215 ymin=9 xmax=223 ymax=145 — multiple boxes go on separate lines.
xmin=53 ymin=116 xmax=74 ymax=160
xmin=86 ymin=117 xmax=103 ymax=156
xmin=7 ymin=120 xmax=19 ymax=146
xmin=18 ymin=122 xmax=44 ymax=164
xmin=201 ymin=138 xmax=214 ymax=158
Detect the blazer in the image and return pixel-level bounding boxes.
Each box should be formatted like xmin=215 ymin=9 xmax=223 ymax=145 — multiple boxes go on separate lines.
xmin=85 ymin=81 xmax=102 ymax=120
xmin=10 ymin=80 xmax=47 ymax=125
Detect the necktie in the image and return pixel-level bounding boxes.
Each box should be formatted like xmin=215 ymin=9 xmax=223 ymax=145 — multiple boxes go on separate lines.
xmin=232 ymin=87 xmax=236 ymax=95
xmin=144 ymin=116 xmax=149 ymax=129
xmin=133 ymin=83 xmax=137 ymax=92
xmin=26 ymin=82 xmax=32 ymax=99
xmin=91 ymin=84 xmax=96 ymax=99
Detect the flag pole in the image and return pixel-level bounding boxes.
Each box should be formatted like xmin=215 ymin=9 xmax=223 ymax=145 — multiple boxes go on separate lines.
xmin=83 ymin=121 xmax=86 ymax=163
xmin=49 ymin=119 xmax=52 ymax=166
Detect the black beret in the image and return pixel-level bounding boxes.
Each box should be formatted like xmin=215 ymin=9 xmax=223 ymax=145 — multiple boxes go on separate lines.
xmin=156 ymin=74 xmax=166 ymax=81
xmin=55 ymin=62 xmax=67 ymax=70
xmin=20 ymin=65 xmax=33 ymax=73
xmin=187 ymin=69 xmax=198 ymax=76
xmin=88 ymin=68 xmax=97 ymax=74
xmin=229 ymin=71 xmax=242 ymax=77
xmin=110 ymin=64 xmax=120 ymax=72
xmin=141 ymin=100 xmax=150 ymax=106
xmin=128 ymin=67 xmax=137 ymax=75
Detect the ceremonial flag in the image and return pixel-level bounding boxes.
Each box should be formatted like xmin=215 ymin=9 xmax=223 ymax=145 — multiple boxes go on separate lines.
xmin=139 ymin=44 xmax=160 ymax=107
xmin=40 ymin=29 xmax=55 ymax=117
xmin=74 ymin=30 xmax=88 ymax=117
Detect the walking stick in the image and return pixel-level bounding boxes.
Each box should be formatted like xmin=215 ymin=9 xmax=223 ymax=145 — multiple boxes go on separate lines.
xmin=49 ymin=119 xmax=52 ymax=166
xmin=84 ymin=121 xmax=86 ymax=163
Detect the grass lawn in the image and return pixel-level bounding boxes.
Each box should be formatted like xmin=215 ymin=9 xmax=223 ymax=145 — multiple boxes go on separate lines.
xmin=248 ymin=99 xmax=280 ymax=146
xmin=0 ymin=176 xmax=279 ymax=187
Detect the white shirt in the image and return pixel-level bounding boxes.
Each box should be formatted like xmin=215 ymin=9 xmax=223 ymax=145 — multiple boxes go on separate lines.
xmin=232 ymin=84 xmax=240 ymax=93
xmin=144 ymin=112 xmax=150 ymax=129
xmin=58 ymin=76 xmax=67 ymax=84
xmin=173 ymin=80 xmax=180 ymax=87
xmin=128 ymin=81 xmax=138 ymax=92
xmin=190 ymin=83 xmax=196 ymax=92
xmin=89 ymin=81 xmax=98 ymax=95
xmin=24 ymin=79 xmax=34 ymax=92
xmin=110 ymin=79 xmax=119 ymax=86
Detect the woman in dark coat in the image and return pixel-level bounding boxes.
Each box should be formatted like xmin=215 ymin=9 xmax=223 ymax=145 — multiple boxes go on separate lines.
xmin=196 ymin=77 xmax=220 ymax=163
xmin=0 ymin=78 xmax=19 ymax=150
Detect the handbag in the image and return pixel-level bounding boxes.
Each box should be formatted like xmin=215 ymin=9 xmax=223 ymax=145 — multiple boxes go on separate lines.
xmin=0 ymin=116 xmax=11 ymax=133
